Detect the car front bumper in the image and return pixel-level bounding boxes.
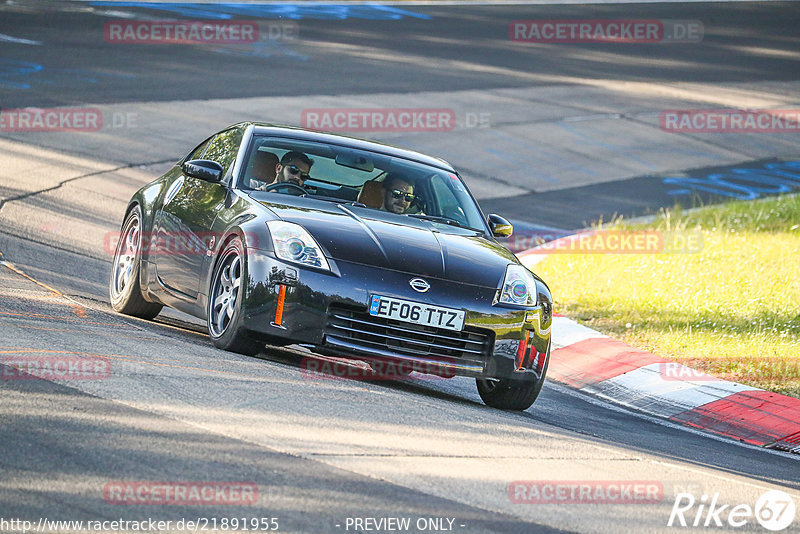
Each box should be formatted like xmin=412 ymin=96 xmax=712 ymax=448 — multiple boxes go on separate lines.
xmin=242 ymin=250 xmax=552 ymax=382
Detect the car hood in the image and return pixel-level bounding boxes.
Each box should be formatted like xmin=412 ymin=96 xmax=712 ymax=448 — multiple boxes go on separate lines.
xmin=251 ymin=194 xmax=517 ymax=288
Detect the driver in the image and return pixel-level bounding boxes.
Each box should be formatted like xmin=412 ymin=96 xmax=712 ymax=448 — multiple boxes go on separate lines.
xmin=273 ymin=151 xmax=314 ymax=187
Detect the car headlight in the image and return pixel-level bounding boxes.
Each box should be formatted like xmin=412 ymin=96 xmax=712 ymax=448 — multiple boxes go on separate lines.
xmin=267 ymin=221 xmax=330 ymax=271
xmin=496 ymin=264 xmax=538 ymax=306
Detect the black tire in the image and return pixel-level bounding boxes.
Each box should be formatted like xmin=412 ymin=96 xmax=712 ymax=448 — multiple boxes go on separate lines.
xmin=207 ymin=237 xmax=263 ymax=356
xmin=476 ymin=355 xmax=549 ymax=411
xmin=109 ymin=205 xmax=163 ymax=319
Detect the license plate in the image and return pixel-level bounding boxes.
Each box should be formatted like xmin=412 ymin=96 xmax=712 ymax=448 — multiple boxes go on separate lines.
xmin=369 ymin=295 xmax=465 ymax=331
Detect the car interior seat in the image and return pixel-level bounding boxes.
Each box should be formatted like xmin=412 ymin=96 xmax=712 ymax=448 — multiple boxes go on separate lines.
xmin=357 ymin=180 xmax=384 ymax=209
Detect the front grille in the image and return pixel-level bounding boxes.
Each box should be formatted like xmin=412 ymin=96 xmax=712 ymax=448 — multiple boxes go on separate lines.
xmin=325 ymin=305 xmax=493 ymax=365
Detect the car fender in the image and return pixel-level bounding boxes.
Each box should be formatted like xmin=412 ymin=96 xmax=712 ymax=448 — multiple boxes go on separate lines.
xmin=197 ymin=205 xmax=270 ymax=310
xmin=130 ymin=171 xmax=183 ymax=304
xmin=117 ymin=181 xmax=163 ymax=298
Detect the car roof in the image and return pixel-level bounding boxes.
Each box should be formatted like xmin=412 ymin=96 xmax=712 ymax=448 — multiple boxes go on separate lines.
xmin=238 ymin=122 xmax=456 ymax=172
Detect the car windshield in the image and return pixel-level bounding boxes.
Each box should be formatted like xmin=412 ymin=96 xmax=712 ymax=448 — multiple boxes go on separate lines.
xmin=239 ymin=135 xmax=487 ymax=232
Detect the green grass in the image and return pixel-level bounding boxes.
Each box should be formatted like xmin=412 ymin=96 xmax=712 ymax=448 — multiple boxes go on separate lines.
xmin=535 ymin=193 xmax=800 ymax=398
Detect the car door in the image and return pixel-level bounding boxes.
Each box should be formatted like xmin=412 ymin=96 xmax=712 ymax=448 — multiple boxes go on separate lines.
xmin=153 ymin=127 xmax=243 ymax=298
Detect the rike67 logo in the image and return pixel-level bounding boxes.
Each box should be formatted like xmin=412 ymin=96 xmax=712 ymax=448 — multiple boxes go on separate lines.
xmin=668 ymin=490 xmax=796 ymax=531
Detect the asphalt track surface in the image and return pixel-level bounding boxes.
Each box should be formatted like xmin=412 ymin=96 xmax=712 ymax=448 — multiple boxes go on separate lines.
xmin=1 ymin=2 xmax=799 ymax=533
xmin=3 ymin=1 xmax=800 ymax=229
xmin=2 ymin=2 xmax=798 ymax=106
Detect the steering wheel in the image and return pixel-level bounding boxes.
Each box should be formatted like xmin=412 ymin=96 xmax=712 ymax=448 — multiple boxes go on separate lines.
xmin=262 ymin=182 xmax=308 ymax=196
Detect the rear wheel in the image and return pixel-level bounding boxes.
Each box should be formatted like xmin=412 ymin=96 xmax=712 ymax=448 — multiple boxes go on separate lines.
xmin=476 ymin=355 xmax=549 ymax=411
xmin=207 ymin=237 xmax=263 ymax=356
xmin=109 ymin=205 xmax=162 ymax=319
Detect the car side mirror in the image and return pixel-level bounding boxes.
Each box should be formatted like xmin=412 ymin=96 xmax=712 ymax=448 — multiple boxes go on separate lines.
xmin=488 ymin=214 xmax=513 ymax=237
xmin=182 ymin=159 xmax=224 ymax=183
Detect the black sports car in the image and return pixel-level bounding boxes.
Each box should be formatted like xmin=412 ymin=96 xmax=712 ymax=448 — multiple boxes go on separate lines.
xmin=110 ymin=123 xmax=553 ymax=410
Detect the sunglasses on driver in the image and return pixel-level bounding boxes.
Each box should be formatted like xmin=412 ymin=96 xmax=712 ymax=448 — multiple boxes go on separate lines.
xmin=390 ymin=189 xmax=415 ymax=202
xmin=287 ymin=165 xmax=310 ymax=180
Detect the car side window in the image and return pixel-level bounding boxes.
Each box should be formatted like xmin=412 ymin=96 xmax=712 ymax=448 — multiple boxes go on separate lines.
xmin=429 ymin=173 xmax=476 ymax=227
xmin=203 ymin=127 xmax=244 ymax=177
xmin=430 ymin=174 xmax=458 ymax=214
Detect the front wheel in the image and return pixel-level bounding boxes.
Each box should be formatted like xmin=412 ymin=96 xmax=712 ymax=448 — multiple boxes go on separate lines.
xmin=476 ymin=353 xmax=549 ymax=411
xmin=207 ymin=237 xmax=263 ymax=356
xmin=109 ymin=205 xmax=163 ymax=319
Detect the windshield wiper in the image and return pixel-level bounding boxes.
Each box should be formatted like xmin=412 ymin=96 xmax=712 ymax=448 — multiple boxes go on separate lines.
xmin=408 ymin=214 xmax=483 ymax=232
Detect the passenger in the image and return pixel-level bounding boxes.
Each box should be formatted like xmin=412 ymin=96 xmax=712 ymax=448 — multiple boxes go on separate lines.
xmin=381 ymin=173 xmax=416 ymax=214
xmin=249 ymin=151 xmax=279 ymax=190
